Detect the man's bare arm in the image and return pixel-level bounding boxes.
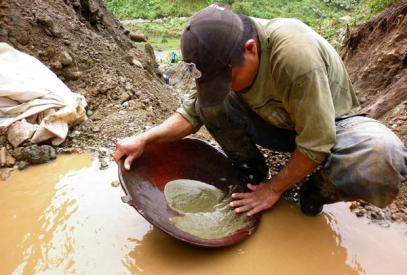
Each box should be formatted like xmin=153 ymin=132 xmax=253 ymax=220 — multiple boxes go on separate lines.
xmin=230 ymin=148 xmax=319 ymax=215
xmin=114 ymin=113 xmax=195 ymax=170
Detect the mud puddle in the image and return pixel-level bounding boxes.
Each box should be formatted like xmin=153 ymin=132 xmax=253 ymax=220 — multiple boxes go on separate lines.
xmin=0 ymin=155 xmax=406 ymax=275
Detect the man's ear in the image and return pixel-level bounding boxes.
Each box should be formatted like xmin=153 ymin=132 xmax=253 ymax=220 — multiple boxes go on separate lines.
xmin=244 ymin=39 xmax=257 ymax=54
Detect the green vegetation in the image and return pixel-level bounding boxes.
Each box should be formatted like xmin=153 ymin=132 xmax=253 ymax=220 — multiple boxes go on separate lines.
xmin=104 ymin=0 xmax=403 ymax=58
xmin=104 ymin=0 xmax=400 ymax=20
xmin=125 ymin=17 xmax=187 ymax=51
xmin=103 ymin=0 xmax=208 ymax=19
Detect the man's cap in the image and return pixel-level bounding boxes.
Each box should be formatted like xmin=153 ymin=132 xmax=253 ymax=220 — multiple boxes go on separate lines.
xmin=181 ymin=4 xmax=243 ymax=107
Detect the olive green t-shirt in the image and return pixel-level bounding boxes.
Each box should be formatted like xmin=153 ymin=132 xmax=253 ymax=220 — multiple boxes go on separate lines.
xmin=177 ymin=18 xmax=359 ymax=163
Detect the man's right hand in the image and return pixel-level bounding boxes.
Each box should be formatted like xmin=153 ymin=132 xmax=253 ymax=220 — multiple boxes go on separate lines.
xmin=114 ymin=135 xmax=147 ymax=170
xmin=114 ymin=113 xmax=195 ymax=171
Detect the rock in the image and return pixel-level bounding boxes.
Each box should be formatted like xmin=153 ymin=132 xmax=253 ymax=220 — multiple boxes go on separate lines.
xmin=389 ymin=203 xmax=397 ymax=210
xmin=0 ymin=147 xmax=15 ymax=167
xmin=142 ymin=98 xmax=150 ymax=106
xmin=144 ymin=43 xmax=156 ymax=61
xmin=122 ymin=27 xmax=130 ymax=35
xmin=133 ymin=59 xmax=143 ymax=68
xmin=128 ymin=32 xmax=146 ymax=42
xmin=50 ymin=61 xmax=63 ymax=70
xmin=59 ymin=51 xmax=73 ymax=66
xmin=0 ymin=29 xmax=8 ymax=37
xmin=69 ymin=0 xmax=81 ymax=9
xmin=36 ymin=14 xmax=62 ymax=37
xmin=0 ymin=147 xmax=6 ymax=166
xmin=122 ymin=101 xmax=129 ymax=108
xmin=92 ymin=126 xmax=100 ymax=133
xmin=124 ymin=82 xmax=133 ymax=91
xmin=63 ymin=67 xmax=82 ymax=80
xmin=7 ymin=120 xmax=38 ymax=148
xmin=8 ymin=29 xmax=30 ymax=46
xmin=86 ymin=110 xmax=94 ymax=116
xmin=355 ymin=209 xmax=365 ymax=217
xmin=6 ymin=154 xmax=15 ymax=166
xmin=99 ymin=158 xmax=109 ymax=170
xmin=98 ymin=147 xmax=109 ymax=157
xmin=359 ymin=96 xmax=367 ymax=104
xmin=119 ymin=93 xmax=131 ymax=103
xmin=17 ymin=161 xmax=28 ymax=170
xmin=111 ymin=180 xmax=120 ymax=187
xmin=13 ymin=145 xmax=56 ymax=165
xmin=359 ymin=200 xmax=368 ymax=207
xmin=133 ymin=89 xmax=141 ymax=98
xmin=0 ymin=135 xmax=7 ymax=147
xmin=391 ymin=213 xmax=405 ymax=220
xmin=70 ymin=130 xmax=81 ymax=138
xmin=63 ymin=39 xmax=71 ymax=46
xmin=162 ymin=74 xmax=170 ymax=84
xmin=60 ymin=147 xmax=77 ymax=154
xmin=123 ymin=53 xmax=143 ymax=68
xmin=350 ymin=201 xmax=359 ymax=210
xmin=370 ymin=211 xmax=383 ymax=220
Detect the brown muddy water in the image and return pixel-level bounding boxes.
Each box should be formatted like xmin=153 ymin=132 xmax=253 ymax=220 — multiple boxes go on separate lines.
xmin=0 ymin=154 xmax=406 ymax=275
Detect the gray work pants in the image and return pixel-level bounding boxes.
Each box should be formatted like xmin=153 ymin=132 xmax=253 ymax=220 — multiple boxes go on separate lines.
xmin=197 ymin=93 xmax=407 ymax=207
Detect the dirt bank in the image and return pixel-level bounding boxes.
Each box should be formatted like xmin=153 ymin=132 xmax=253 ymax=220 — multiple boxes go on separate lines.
xmin=0 ymin=0 xmax=178 ymax=164
xmin=340 ymin=2 xmax=407 ymax=225
xmin=341 ymin=3 xmax=407 ymax=142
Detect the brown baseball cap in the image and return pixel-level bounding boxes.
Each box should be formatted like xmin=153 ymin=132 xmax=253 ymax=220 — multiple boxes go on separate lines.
xmin=181 ymin=4 xmax=243 ymax=107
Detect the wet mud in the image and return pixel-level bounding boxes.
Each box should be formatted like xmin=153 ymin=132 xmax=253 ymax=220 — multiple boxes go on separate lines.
xmin=165 ymin=179 xmax=249 ymax=240
xmin=165 ymin=179 xmax=224 ymax=214
xmin=1 ymin=155 xmax=406 ymax=275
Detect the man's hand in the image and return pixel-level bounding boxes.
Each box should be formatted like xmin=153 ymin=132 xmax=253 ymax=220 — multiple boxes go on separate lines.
xmin=229 ymin=149 xmax=320 ymax=216
xmin=230 ymin=183 xmax=282 ymax=216
xmin=114 ymin=113 xmax=195 ymax=171
xmin=114 ymin=135 xmax=147 ymax=170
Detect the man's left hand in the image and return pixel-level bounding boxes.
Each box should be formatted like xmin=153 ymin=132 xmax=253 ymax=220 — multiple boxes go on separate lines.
xmin=230 ymin=183 xmax=282 ymax=216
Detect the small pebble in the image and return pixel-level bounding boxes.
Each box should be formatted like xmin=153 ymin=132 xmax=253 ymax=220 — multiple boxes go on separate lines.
xmin=111 ymin=180 xmax=120 ymax=187
xmin=17 ymin=161 xmax=28 ymax=170
xmin=92 ymin=127 xmax=100 ymax=133
xmin=370 ymin=211 xmax=383 ymax=220
xmin=70 ymin=130 xmax=81 ymax=138
xmin=355 ymin=210 xmax=365 ymax=217
xmin=350 ymin=201 xmax=359 ymax=210
xmin=99 ymin=159 xmax=109 ymax=170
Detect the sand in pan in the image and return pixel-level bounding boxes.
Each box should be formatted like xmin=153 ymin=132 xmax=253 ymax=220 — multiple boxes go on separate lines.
xmin=164 ymin=179 xmax=250 ymax=240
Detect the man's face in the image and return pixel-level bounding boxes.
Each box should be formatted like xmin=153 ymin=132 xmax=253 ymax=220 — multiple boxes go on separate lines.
xmin=231 ymin=39 xmax=259 ymax=92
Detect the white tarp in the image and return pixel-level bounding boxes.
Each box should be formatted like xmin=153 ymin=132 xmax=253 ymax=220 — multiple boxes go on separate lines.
xmin=0 ymin=42 xmax=87 ymax=146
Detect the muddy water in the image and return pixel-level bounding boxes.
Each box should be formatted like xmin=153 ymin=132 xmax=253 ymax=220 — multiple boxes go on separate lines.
xmin=1 ymin=155 xmax=406 ymax=275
